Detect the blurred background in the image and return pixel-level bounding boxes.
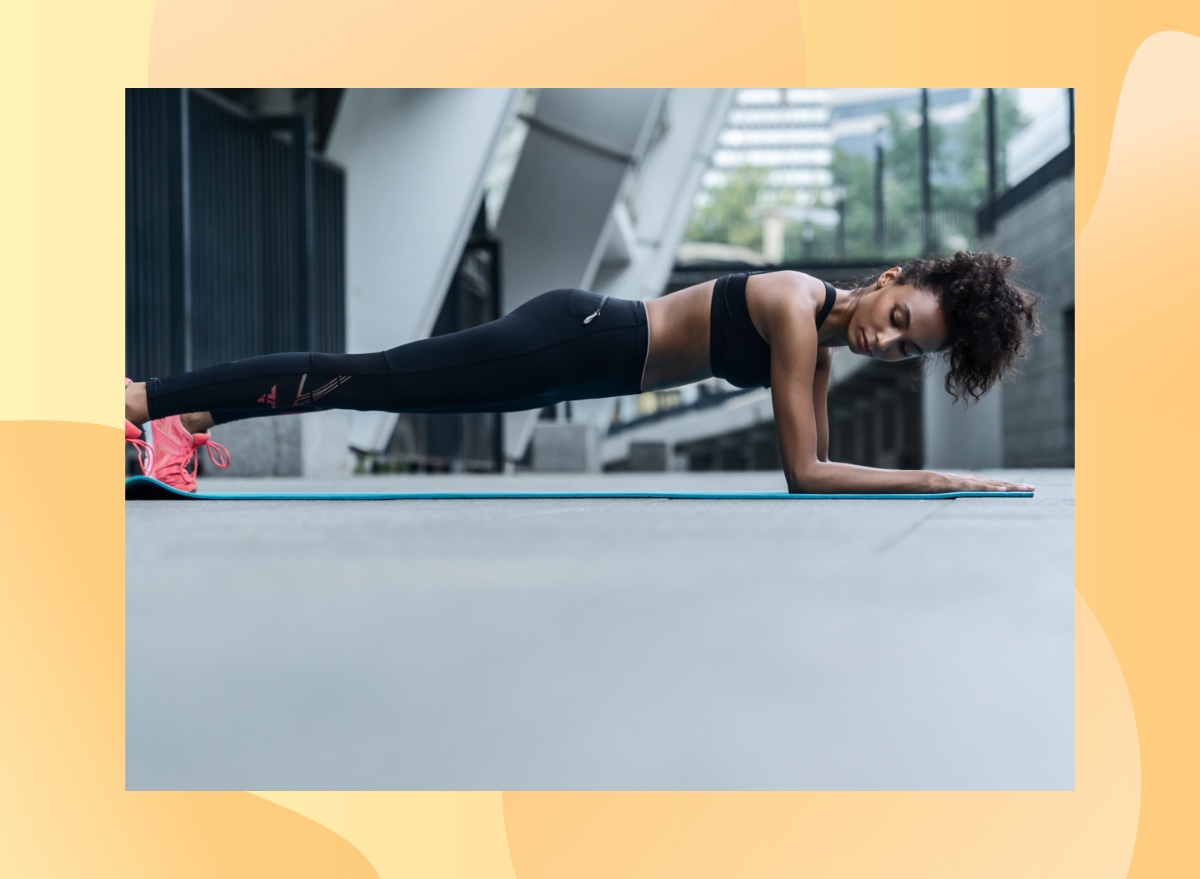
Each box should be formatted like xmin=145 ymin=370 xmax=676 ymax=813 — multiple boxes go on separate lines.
xmin=125 ymin=88 xmax=1074 ymax=480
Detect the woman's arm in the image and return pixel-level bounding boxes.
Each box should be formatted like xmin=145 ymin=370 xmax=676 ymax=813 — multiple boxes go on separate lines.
xmin=768 ymin=296 xmax=1029 ymax=494
xmin=812 ymin=347 xmax=832 ymax=462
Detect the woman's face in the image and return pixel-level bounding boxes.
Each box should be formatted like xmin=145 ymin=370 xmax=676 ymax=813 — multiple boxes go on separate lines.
xmin=848 ymin=270 xmax=949 ymax=361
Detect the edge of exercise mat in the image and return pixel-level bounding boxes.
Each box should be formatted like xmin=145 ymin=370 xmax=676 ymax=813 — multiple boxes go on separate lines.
xmin=124 ymin=476 xmax=1034 ymax=501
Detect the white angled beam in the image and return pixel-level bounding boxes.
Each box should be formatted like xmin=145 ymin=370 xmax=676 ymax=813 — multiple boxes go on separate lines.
xmin=495 ymin=89 xmax=666 ymax=461
xmin=571 ymin=88 xmax=736 ymax=435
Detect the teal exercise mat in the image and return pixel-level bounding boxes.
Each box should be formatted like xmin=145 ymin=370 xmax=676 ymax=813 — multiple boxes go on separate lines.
xmin=124 ymin=475 xmax=1033 ymax=501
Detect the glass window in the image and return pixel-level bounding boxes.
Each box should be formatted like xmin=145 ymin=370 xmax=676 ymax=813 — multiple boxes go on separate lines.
xmin=1005 ymin=89 xmax=1071 ymax=186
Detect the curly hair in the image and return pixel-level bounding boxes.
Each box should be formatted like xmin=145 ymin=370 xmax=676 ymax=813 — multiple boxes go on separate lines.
xmin=893 ymin=251 xmax=1041 ymax=404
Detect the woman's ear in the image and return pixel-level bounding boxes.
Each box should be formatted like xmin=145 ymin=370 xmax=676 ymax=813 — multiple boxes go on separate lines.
xmin=877 ymin=266 xmax=902 ymax=287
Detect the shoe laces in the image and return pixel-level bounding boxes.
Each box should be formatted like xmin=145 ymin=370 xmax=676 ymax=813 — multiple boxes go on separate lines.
xmin=192 ymin=434 xmax=231 ymax=470
xmin=127 ymin=431 xmax=155 ymax=476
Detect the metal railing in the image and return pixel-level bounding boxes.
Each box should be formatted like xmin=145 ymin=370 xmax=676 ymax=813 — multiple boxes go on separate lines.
xmin=126 ymin=89 xmax=346 ymax=381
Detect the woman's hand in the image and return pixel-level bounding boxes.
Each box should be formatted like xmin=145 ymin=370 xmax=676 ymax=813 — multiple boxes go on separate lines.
xmin=935 ymin=472 xmax=1035 ymax=493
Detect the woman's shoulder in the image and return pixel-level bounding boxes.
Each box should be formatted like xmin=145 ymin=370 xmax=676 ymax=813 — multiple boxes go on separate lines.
xmin=747 ymin=271 xmax=828 ymax=338
xmin=750 ymin=269 xmax=826 ymax=300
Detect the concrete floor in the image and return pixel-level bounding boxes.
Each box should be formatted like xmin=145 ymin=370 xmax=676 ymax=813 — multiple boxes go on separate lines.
xmin=126 ymin=469 xmax=1074 ymax=791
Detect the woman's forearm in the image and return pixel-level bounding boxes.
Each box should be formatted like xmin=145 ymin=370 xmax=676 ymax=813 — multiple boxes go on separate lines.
xmin=787 ymin=460 xmax=1032 ymax=494
xmin=787 ymin=460 xmax=947 ymax=494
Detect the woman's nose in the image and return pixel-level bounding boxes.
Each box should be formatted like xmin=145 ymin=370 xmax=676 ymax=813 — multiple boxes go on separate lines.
xmin=878 ymin=328 xmax=902 ymax=356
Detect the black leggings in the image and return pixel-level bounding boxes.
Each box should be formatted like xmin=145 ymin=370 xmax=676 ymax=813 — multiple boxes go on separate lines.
xmin=145 ymin=288 xmax=650 ymax=425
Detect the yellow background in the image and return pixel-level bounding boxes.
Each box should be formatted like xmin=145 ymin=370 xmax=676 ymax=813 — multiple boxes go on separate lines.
xmin=1 ymin=1 xmax=1197 ymax=875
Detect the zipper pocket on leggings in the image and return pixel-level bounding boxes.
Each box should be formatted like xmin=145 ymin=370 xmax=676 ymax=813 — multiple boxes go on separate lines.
xmin=582 ymin=294 xmax=610 ymax=324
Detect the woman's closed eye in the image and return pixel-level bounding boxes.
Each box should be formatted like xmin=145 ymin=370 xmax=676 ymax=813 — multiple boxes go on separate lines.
xmin=892 ymin=307 xmax=922 ymax=358
xmin=891 ymin=310 xmax=910 ymax=357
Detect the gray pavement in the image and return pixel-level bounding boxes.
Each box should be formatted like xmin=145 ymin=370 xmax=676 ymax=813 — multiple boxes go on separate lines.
xmin=125 ymin=469 xmax=1074 ymax=790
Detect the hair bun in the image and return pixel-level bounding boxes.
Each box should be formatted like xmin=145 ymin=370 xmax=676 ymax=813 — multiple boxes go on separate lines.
xmin=896 ymin=251 xmax=1041 ymax=404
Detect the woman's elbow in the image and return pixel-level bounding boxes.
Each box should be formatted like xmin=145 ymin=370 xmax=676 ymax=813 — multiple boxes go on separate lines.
xmin=786 ymin=461 xmax=826 ymax=494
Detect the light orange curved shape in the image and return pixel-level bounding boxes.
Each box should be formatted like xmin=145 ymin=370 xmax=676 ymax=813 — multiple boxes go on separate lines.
xmin=0 ymin=422 xmax=379 ymax=879
xmin=146 ymin=1 xmax=808 ymax=85
xmin=253 ymin=791 xmax=519 ymax=879
xmin=1074 ymin=29 xmax=1200 ymax=879
xmin=797 ymin=3 xmax=1200 ymax=239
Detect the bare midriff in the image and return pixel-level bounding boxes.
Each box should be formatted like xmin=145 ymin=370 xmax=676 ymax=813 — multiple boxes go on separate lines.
xmin=642 ymin=280 xmax=716 ymax=391
xmin=641 ymin=271 xmax=820 ymax=393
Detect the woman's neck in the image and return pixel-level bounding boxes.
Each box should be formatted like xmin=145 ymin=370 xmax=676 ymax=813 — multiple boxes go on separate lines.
xmin=818 ymin=285 xmax=866 ymax=348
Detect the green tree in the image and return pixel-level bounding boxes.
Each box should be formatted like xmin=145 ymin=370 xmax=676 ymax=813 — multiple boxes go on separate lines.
xmin=829 ymin=146 xmax=877 ymax=259
xmin=827 ymin=91 xmax=1030 ymax=258
xmin=693 ymin=91 xmax=1034 ymax=262
xmin=884 ymin=92 xmax=1027 ymax=218
xmin=882 ymin=105 xmax=951 ymax=217
xmin=685 ymin=164 xmax=771 ymax=251
xmin=956 ymin=88 xmax=1027 ymax=207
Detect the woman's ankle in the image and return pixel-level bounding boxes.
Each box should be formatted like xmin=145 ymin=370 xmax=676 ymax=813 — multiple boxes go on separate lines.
xmin=180 ymin=412 xmax=215 ymax=433
xmin=125 ymin=381 xmax=150 ymax=425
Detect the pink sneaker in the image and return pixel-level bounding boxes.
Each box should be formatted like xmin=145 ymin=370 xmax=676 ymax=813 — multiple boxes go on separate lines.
xmin=125 ymin=378 xmax=154 ymax=476
xmin=147 ymin=414 xmax=231 ymax=492
xmin=126 ymin=420 xmax=155 ymax=476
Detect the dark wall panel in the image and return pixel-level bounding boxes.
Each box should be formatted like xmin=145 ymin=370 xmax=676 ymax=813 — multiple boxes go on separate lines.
xmin=126 ymin=89 xmax=346 ymax=382
xmin=125 ymin=89 xmax=185 ymax=380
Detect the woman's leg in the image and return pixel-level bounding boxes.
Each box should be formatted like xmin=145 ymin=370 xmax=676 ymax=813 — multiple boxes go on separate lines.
xmin=137 ymin=288 xmax=648 ymax=425
xmin=125 ymin=382 xmax=214 ymax=431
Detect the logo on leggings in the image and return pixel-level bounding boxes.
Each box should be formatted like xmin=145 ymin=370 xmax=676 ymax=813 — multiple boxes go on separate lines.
xmin=256 ymin=375 xmax=350 ymax=410
xmin=292 ymin=374 xmax=351 ymax=407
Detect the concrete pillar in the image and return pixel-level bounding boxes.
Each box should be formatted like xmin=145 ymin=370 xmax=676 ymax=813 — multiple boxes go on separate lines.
xmin=762 ymin=214 xmax=786 ymax=263
xmin=921 ymin=360 xmax=1004 ymax=469
xmin=322 ymin=88 xmax=521 ymax=466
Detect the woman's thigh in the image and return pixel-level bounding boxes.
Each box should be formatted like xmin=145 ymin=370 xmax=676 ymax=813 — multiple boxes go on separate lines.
xmin=374 ymin=288 xmax=646 ymax=412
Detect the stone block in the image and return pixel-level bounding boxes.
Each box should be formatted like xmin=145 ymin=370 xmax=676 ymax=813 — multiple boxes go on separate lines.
xmin=207 ymin=416 xmax=302 ymax=477
xmin=531 ymin=423 xmax=601 ymax=473
xmin=627 ymin=441 xmax=671 ymax=472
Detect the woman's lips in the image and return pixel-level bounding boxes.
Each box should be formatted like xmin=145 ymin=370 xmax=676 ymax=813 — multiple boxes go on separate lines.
xmin=860 ymin=330 xmax=869 ymax=356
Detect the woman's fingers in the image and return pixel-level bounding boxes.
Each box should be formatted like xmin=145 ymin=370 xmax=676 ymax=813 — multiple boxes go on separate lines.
xmin=989 ymin=480 xmax=1035 ymax=492
xmin=945 ymin=473 xmax=1036 ymax=492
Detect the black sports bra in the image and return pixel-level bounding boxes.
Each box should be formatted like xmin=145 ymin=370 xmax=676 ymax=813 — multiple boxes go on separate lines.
xmin=709 ymin=271 xmax=836 ymax=389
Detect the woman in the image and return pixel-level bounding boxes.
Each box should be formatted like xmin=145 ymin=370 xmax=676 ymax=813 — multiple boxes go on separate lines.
xmin=125 ymin=250 xmax=1039 ymax=494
